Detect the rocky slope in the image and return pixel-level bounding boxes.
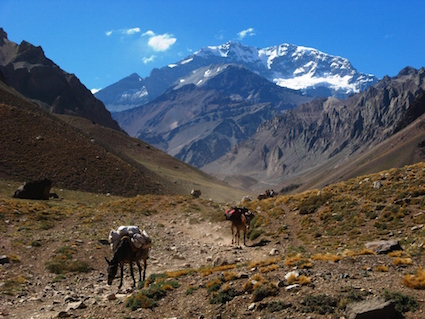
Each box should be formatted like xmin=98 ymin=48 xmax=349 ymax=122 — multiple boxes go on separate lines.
xmin=0 ymin=28 xmax=121 ymax=132
xmin=113 ymin=64 xmax=312 ymax=168
xmin=0 ymin=76 xmax=244 ymax=201
xmin=1 ymin=162 xmax=425 ymax=318
xmin=203 ymin=67 xmax=425 ymax=192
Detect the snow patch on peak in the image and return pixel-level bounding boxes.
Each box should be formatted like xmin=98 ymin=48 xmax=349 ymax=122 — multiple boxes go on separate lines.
xmin=181 ymin=57 xmax=193 ymax=65
xmin=179 ymin=41 xmax=378 ymax=98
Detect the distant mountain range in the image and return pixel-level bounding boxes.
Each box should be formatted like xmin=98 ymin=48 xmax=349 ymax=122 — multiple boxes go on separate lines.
xmin=100 ymin=41 xmax=380 ymax=168
xmin=113 ymin=64 xmax=312 ymax=167
xmin=95 ymin=41 xmax=379 ymax=113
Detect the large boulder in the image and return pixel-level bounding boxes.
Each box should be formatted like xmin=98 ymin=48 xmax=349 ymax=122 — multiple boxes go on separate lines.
xmin=13 ymin=178 xmax=52 ymax=200
xmin=365 ymin=240 xmax=402 ymax=254
xmin=346 ymin=298 xmax=398 ymax=319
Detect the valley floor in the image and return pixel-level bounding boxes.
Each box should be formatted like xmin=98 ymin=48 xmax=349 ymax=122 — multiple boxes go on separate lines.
xmin=0 ymin=188 xmax=424 ymax=318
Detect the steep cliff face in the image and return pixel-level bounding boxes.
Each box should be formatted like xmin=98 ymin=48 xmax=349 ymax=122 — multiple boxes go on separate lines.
xmin=203 ymin=67 xmax=425 ymax=185
xmin=0 ymin=28 xmax=122 ymax=132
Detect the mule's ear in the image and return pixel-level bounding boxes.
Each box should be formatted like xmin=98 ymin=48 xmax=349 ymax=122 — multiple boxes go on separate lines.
xmin=105 ymin=257 xmax=111 ymax=264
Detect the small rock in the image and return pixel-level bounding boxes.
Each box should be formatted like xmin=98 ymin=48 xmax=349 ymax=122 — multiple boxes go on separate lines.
xmin=285 ymin=284 xmax=300 ymax=291
xmin=411 ymin=224 xmax=423 ymax=231
xmin=269 ymin=248 xmax=279 ymax=256
xmin=248 ymin=303 xmax=256 ymax=310
xmin=213 ymin=256 xmax=228 ymax=267
xmin=0 ymin=255 xmax=10 ymax=264
xmin=285 ymin=270 xmax=299 ymax=280
xmin=66 ymin=301 xmax=86 ymax=311
xmin=373 ymin=181 xmax=382 ymax=189
xmin=107 ymin=293 xmax=116 ymax=301
xmin=57 ymin=311 xmax=71 ymax=318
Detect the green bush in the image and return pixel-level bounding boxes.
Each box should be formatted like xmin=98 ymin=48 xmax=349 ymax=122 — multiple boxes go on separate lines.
xmin=300 ymin=294 xmax=338 ymax=315
xmin=209 ymin=288 xmax=239 ymax=304
xmin=126 ymin=279 xmax=180 ymax=310
xmin=252 ymin=282 xmax=278 ymax=302
xmin=383 ymin=290 xmax=418 ymax=314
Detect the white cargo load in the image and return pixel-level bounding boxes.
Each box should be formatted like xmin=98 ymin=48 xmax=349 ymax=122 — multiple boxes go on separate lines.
xmin=108 ymin=226 xmax=151 ymax=251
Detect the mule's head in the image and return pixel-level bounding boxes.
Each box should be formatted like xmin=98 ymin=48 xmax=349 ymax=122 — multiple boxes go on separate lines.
xmin=224 ymin=208 xmax=236 ymax=220
xmin=105 ymin=257 xmax=117 ymax=285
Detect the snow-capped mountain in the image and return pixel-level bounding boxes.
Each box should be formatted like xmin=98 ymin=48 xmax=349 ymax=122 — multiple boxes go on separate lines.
xmin=192 ymin=41 xmax=378 ymax=98
xmin=95 ymin=41 xmax=379 ymax=112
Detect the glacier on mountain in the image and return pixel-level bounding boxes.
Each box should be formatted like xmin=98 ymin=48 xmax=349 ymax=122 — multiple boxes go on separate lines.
xmin=187 ymin=41 xmax=378 ymax=98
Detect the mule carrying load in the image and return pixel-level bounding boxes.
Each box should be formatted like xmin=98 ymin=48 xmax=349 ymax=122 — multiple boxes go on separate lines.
xmin=108 ymin=225 xmax=151 ymax=252
xmin=106 ymin=225 xmax=152 ymax=288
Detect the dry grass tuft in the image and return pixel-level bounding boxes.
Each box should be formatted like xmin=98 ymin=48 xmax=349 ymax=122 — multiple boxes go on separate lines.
xmin=199 ymin=264 xmax=237 ymax=277
xmin=259 ymin=264 xmax=279 ymax=273
xmin=166 ymin=269 xmax=193 ymax=278
xmin=249 ymin=257 xmax=281 ymax=268
xmin=402 ymin=268 xmax=425 ymax=289
xmin=376 ymin=265 xmax=389 ymax=272
xmin=311 ymin=253 xmax=342 ymax=263
xmin=388 ymin=250 xmax=408 ymax=258
xmin=224 ymin=271 xmax=238 ymax=281
xmin=284 ymin=254 xmax=302 ymax=266
xmin=393 ymin=257 xmax=413 ymax=266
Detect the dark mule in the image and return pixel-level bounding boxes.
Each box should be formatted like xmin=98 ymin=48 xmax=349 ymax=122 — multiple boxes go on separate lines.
xmin=225 ymin=207 xmax=255 ymax=246
xmin=105 ymin=236 xmax=149 ymax=289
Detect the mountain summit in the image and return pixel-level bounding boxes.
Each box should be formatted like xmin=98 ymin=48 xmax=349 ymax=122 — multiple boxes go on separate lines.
xmin=191 ymin=41 xmax=378 ymax=98
xmin=96 ymin=41 xmax=379 ymax=112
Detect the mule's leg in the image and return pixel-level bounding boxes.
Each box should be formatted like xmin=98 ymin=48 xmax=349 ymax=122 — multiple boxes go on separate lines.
xmin=129 ymin=261 xmax=136 ymax=287
xmin=136 ymin=260 xmax=142 ymax=283
xmin=231 ymin=225 xmax=234 ymax=245
xmin=243 ymin=227 xmax=246 ymax=246
xmin=143 ymin=258 xmax=147 ymax=281
xmin=119 ymin=264 xmax=124 ymax=289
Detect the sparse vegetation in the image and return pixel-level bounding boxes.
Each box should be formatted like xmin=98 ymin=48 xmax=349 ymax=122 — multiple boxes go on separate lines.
xmin=383 ymin=290 xmax=419 ymax=314
xmin=45 ymin=246 xmax=92 ymax=274
xmin=300 ymin=294 xmax=338 ymax=315
xmin=402 ymin=268 xmax=425 ymax=289
xmin=2 ymin=162 xmax=425 ymax=317
xmin=126 ymin=279 xmax=180 ymax=310
xmin=0 ymin=275 xmax=27 ymax=295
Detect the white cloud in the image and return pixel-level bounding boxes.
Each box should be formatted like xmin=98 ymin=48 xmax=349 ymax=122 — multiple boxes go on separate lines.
xmin=238 ymin=27 xmax=255 ymax=39
xmin=91 ymin=88 xmax=101 ymax=94
xmin=143 ymin=55 xmax=156 ymax=64
xmin=124 ymin=27 xmax=140 ymax=35
xmin=106 ymin=27 xmax=141 ymax=36
xmin=142 ymin=30 xmax=177 ymax=52
xmin=142 ymin=30 xmax=155 ymax=37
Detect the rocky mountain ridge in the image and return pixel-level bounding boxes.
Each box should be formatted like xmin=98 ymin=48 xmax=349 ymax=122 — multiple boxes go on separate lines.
xmin=113 ymin=64 xmax=312 ymax=167
xmin=0 ymin=28 xmax=121 ymax=132
xmin=95 ymin=41 xmax=379 ymax=112
xmin=203 ymin=67 xmax=425 ymax=192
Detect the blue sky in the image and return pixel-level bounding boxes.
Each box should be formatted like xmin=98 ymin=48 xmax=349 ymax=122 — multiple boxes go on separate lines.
xmin=2 ymin=0 xmax=424 ymax=93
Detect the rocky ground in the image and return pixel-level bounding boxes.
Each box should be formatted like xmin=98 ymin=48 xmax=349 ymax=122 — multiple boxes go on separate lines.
xmin=0 ymin=193 xmax=424 ymax=319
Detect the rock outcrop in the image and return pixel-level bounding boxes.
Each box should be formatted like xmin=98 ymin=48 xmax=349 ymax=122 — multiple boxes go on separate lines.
xmin=0 ymin=28 xmax=122 ymax=132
